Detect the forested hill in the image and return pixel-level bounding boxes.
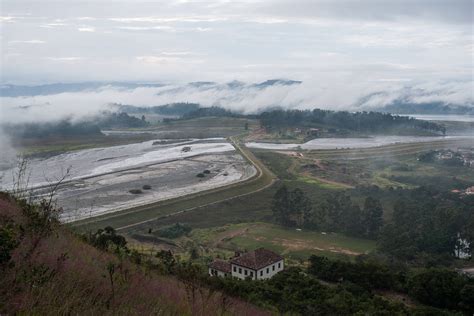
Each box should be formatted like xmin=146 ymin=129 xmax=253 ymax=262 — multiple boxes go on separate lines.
xmin=259 ymin=109 xmax=446 ymax=134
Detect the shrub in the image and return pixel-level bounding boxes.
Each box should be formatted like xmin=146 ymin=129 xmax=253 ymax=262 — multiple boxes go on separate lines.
xmin=196 ymin=173 xmax=205 ymax=178
xmin=203 ymin=170 xmax=211 ymax=174
xmin=129 ymin=189 xmax=143 ymax=194
xmin=155 ymin=223 xmax=192 ymax=239
xmin=142 ymin=185 xmax=152 ymax=190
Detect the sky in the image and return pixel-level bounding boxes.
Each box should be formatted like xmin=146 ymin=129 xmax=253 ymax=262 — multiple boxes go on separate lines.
xmin=1 ymin=0 xmax=472 ymax=85
xmin=0 ymin=0 xmax=473 ymax=127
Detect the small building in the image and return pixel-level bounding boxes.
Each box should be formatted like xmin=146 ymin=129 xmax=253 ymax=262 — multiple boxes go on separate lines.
xmin=208 ymin=248 xmax=284 ymax=280
xmin=465 ymin=186 xmax=474 ymax=195
xmin=209 ymin=259 xmax=231 ymax=277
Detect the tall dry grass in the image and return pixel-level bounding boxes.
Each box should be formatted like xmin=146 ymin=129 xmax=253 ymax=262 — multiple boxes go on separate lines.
xmin=0 ymin=193 xmax=268 ymax=315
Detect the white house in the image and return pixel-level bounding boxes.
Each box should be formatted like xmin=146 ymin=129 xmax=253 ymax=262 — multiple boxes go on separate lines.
xmin=209 ymin=248 xmax=284 ymax=280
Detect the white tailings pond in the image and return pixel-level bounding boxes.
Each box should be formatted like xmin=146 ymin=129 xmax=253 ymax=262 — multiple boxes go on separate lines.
xmin=246 ymin=136 xmax=473 ymax=150
xmin=0 ymin=138 xmax=256 ymax=222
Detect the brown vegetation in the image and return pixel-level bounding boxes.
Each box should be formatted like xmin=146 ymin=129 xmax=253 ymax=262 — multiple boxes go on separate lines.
xmin=0 ymin=193 xmax=267 ymax=315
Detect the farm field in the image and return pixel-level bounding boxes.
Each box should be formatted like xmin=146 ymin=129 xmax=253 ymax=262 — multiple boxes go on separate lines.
xmin=253 ymin=138 xmax=474 ymax=191
xmin=128 ymin=222 xmax=376 ymax=263
xmin=77 ymin=135 xmax=473 ymax=260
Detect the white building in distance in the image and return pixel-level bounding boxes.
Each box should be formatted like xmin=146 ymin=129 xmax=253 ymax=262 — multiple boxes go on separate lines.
xmin=209 ymin=248 xmax=284 ymax=280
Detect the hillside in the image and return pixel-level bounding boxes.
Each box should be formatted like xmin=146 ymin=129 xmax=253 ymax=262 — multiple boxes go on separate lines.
xmin=0 ymin=192 xmax=266 ymax=315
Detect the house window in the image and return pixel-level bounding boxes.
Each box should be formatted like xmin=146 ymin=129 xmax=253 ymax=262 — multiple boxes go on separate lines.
xmin=250 ymin=271 xmax=253 ymax=277
xmin=278 ymin=262 xmax=281 ymax=268
xmin=244 ymin=269 xmax=248 ymax=276
xmin=233 ymin=266 xmax=236 ymax=272
xmin=272 ymin=265 xmax=275 ymax=271
xmin=260 ymin=271 xmax=263 ymax=276
xmin=266 ymin=268 xmax=269 ymax=273
xmin=239 ymin=268 xmax=242 ymax=274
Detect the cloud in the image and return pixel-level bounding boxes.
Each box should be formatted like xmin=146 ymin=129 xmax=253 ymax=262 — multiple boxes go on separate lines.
xmin=40 ymin=23 xmax=67 ymax=28
xmin=1 ymin=79 xmax=471 ymax=126
xmin=0 ymin=16 xmax=20 ymax=23
xmin=77 ymin=26 xmax=95 ymax=32
xmin=161 ymin=51 xmax=193 ymax=56
xmin=8 ymin=40 xmax=45 ymax=44
xmin=108 ymin=15 xmax=227 ymax=23
xmin=136 ymin=56 xmax=181 ymax=64
xmin=195 ymin=27 xmax=212 ymax=32
xmin=46 ymin=57 xmax=83 ymax=62
xmin=117 ymin=25 xmax=174 ymax=31
xmin=256 ymin=0 xmax=473 ymax=25
xmin=1 ymin=0 xmax=471 ymax=85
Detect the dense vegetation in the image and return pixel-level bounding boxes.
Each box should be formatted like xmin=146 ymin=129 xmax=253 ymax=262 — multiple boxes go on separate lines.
xmin=3 ymin=112 xmax=148 ymax=140
xmin=0 ymin=193 xmax=264 ymax=315
xmin=259 ymin=109 xmax=446 ymax=134
xmin=116 ymin=102 xmax=200 ymax=116
xmin=379 ymin=102 xmax=474 ymax=115
xmin=96 ymin=111 xmax=149 ymax=129
xmin=272 ymin=184 xmax=474 ymax=261
xmin=378 ymin=187 xmax=474 ymax=261
xmin=154 ymin=223 xmax=192 ymax=239
xmin=203 ymin=258 xmax=474 ymax=314
xmin=273 ymin=186 xmax=384 ymax=239
xmin=183 ymin=106 xmax=250 ymax=119
xmin=3 ymin=120 xmax=102 ymax=139
xmin=308 ymin=256 xmax=474 ymax=313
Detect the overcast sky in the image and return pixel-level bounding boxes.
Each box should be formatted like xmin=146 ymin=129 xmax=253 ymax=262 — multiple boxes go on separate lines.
xmin=1 ymin=0 xmax=472 ymax=85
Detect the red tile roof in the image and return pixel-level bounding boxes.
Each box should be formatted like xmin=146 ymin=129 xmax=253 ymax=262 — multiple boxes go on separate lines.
xmin=230 ymin=248 xmax=283 ymax=270
xmin=209 ymin=259 xmax=231 ymax=273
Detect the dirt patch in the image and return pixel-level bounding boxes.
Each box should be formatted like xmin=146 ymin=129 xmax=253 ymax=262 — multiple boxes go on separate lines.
xmin=273 ymin=237 xmax=362 ymax=256
xmin=245 ymin=128 xmax=268 ymax=141
xmin=375 ymin=290 xmax=418 ymax=308
xmin=213 ymin=224 xmax=261 ymax=247
xmin=327 ymin=246 xmax=361 ymax=256
xmin=301 ymin=172 xmax=355 ymax=188
xmin=273 ymin=237 xmax=325 ymax=252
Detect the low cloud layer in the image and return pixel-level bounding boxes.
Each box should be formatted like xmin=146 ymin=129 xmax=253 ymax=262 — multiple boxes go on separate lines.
xmin=1 ymin=79 xmax=472 ymax=125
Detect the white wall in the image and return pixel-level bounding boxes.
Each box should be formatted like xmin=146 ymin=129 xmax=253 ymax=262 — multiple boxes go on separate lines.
xmin=209 ymin=268 xmax=228 ymax=277
xmin=230 ymin=264 xmax=257 ymax=280
xmin=256 ymin=260 xmax=284 ymax=280
xmin=231 ymin=260 xmax=284 ymax=280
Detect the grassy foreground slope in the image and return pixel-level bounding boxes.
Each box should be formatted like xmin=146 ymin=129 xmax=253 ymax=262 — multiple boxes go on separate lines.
xmin=0 ymin=193 xmax=266 ymax=315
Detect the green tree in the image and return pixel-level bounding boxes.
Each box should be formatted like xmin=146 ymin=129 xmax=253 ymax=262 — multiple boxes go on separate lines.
xmin=272 ymin=186 xmax=291 ymax=225
xmin=363 ymin=197 xmax=384 ymax=238
xmin=407 ymin=269 xmax=466 ymax=310
xmin=343 ymin=204 xmax=364 ymax=237
xmin=290 ymin=188 xmax=312 ymax=227
xmin=327 ymin=194 xmax=351 ymax=232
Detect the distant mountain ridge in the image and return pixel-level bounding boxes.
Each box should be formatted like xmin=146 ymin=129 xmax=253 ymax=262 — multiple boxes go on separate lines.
xmin=0 ymin=82 xmax=168 ymax=97
xmin=0 ymin=79 xmax=302 ymax=97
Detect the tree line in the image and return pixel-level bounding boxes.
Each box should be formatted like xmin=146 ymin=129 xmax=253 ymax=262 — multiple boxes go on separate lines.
xmin=260 ymin=109 xmax=446 ymax=134
xmin=272 ymin=185 xmax=474 ymax=260
xmin=272 ymin=185 xmax=384 ymax=239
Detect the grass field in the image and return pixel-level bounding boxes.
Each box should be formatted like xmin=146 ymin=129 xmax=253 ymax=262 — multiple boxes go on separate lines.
xmin=133 ymin=222 xmax=376 ymax=263
xmin=253 ymin=138 xmax=474 ymax=191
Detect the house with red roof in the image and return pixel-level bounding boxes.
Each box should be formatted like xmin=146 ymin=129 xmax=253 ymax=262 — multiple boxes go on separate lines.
xmin=209 ymin=248 xmax=284 ymax=280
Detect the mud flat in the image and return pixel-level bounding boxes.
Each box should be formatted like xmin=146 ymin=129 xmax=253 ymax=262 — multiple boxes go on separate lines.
xmin=0 ymin=139 xmax=256 ymax=222
xmin=246 ymin=136 xmax=474 ymax=151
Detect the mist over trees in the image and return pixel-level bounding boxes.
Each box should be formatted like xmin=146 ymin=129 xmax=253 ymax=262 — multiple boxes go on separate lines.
xmin=3 ymin=112 xmax=148 ymax=139
xmin=260 ymin=109 xmax=446 ymax=134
